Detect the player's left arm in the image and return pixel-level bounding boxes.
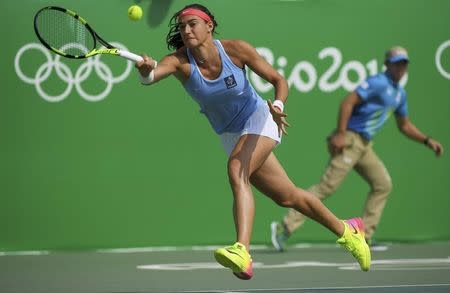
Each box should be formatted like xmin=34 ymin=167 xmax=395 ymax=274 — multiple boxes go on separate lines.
xmin=395 ymin=116 xmax=444 ymax=157
xmin=226 ymin=39 xmax=289 ymax=135
xmin=229 ymin=40 xmax=288 ymax=104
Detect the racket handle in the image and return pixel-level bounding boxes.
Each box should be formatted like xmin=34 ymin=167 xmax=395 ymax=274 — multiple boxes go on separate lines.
xmin=119 ymin=50 xmax=144 ymax=62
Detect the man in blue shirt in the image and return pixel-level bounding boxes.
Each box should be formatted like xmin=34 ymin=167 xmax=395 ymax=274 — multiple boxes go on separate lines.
xmin=271 ymin=46 xmax=444 ymax=250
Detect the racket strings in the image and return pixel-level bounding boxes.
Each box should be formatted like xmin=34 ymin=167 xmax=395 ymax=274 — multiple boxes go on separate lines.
xmin=36 ymin=9 xmax=95 ymax=56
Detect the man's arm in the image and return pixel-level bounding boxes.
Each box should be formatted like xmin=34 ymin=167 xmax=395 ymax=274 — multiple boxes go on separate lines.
xmin=328 ymin=91 xmax=362 ymax=155
xmin=395 ymin=116 xmax=444 ymax=156
xmin=337 ymin=92 xmax=361 ymax=133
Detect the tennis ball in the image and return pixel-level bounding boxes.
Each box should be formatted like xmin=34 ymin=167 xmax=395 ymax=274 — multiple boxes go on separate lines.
xmin=128 ymin=5 xmax=143 ymax=21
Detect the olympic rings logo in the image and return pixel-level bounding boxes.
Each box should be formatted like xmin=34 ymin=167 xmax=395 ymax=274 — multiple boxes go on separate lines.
xmin=435 ymin=39 xmax=450 ymax=80
xmin=15 ymin=42 xmax=134 ymax=102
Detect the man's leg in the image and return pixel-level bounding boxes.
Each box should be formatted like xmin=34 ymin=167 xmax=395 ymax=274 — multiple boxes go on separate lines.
xmin=354 ymin=146 xmax=392 ymax=242
xmin=253 ymin=152 xmax=370 ymax=271
xmin=273 ymin=131 xmax=365 ymax=250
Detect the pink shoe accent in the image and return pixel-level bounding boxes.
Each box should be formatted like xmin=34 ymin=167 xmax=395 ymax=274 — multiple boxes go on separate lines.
xmin=233 ymin=261 xmax=253 ymax=280
xmin=346 ymin=217 xmax=365 ymax=238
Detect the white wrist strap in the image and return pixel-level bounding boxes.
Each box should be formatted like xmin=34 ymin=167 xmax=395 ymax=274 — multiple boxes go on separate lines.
xmin=273 ymin=99 xmax=284 ymax=112
xmin=139 ymin=60 xmax=158 ymax=85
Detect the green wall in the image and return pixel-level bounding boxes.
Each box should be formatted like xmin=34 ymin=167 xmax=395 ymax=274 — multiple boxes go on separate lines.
xmin=1 ymin=0 xmax=449 ymax=251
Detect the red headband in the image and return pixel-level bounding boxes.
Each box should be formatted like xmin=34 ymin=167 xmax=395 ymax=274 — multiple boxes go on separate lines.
xmin=179 ymin=8 xmax=211 ymax=22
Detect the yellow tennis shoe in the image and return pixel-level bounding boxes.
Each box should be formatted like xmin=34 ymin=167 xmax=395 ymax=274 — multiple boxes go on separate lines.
xmin=214 ymin=242 xmax=253 ymax=280
xmin=337 ymin=217 xmax=371 ymax=271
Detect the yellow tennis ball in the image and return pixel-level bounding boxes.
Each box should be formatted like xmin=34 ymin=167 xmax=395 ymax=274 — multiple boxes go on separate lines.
xmin=128 ymin=5 xmax=143 ymax=21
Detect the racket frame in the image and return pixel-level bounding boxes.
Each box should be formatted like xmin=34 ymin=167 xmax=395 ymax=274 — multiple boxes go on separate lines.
xmin=34 ymin=6 xmax=143 ymax=62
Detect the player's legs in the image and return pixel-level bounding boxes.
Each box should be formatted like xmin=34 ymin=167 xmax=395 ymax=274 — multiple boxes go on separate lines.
xmin=354 ymin=146 xmax=392 ymax=242
xmin=227 ymin=134 xmax=277 ymax=249
xmin=282 ymin=156 xmax=355 ymax=234
xmin=251 ymin=152 xmax=344 ymax=236
xmin=215 ymin=101 xmax=284 ymax=279
xmin=252 ymin=152 xmax=370 ymax=271
xmin=281 ymin=131 xmax=365 ymax=235
xmin=214 ymin=134 xmax=276 ymax=280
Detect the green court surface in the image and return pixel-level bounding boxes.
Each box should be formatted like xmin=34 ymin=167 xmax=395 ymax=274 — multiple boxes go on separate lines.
xmin=1 ymin=242 xmax=449 ymax=293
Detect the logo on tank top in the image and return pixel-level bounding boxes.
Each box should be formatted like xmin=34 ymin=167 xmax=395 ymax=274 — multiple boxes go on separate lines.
xmin=224 ymin=74 xmax=237 ymax=89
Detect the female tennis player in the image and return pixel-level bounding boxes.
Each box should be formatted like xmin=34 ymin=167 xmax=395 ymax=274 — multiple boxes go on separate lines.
xmin=135 ymin=3 xmax=371 ymax=279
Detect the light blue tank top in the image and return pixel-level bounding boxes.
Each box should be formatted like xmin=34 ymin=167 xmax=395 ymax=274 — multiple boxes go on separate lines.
xmin=184 ymin=40 xmax=263 ymax=134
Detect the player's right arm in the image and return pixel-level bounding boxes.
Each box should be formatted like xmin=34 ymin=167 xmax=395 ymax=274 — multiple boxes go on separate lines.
xmin=135 ymin=52 xmax=182 ymax=84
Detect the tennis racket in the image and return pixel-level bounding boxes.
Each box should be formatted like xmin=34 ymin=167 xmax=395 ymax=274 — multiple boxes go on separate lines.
xmin=34 ymin=6 xmax=143 ymax=62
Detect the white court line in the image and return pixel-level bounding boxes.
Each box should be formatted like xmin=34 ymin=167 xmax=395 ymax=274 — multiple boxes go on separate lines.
xmin=137 ymin=257 xmax=450 ymax=271
xmin=97 ymin=246 xmax=180 ymax=253
xmin=0 ymin=243 xmax=325 ymax=256
xmin=0 ymin=250 xmax=49 ymax=256
xmin=177 ymin=283 xmax=450 ymax=292
xmin=0 ymin=241 xmax=444 ymax=256
xmin=96 ymin=244 xmax=270 ymax=254
xmin=340 ymin=257 xmax=450 ymax=270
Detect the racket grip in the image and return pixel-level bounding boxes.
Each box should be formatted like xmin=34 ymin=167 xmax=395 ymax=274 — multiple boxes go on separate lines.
xmin=119 ymin=50 xmax=144 ymax=62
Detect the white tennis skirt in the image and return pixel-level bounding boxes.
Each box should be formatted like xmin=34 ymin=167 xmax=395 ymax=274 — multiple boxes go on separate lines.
xmin=219 ymin=101 xmax=281 ymax=156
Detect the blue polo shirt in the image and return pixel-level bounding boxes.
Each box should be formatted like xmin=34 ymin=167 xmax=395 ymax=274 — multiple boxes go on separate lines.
xmin=348 ymin=72 xmax=408 ymax=140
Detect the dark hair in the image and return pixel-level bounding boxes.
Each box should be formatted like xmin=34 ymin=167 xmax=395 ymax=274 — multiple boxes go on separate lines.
xmin=166 ymin=3 xmax=218 ymax=51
